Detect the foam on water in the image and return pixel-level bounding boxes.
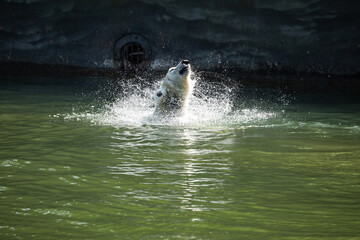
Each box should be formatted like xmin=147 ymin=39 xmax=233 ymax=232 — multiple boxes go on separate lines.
xmin=64 ymin=76 xmax=278 ymax=128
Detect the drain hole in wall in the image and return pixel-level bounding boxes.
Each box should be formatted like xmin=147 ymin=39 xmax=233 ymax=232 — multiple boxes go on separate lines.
xmin=121 ymin=42 xmax=145 ymax=65
xmin=113 ymin=33 xmax=151 ymax=72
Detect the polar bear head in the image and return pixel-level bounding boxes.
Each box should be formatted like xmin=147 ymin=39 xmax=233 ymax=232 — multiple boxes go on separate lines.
xmin=153 ymin=60 xmax=193 ymax=117
xmin=163 ymin=60 xmax=191 ymax=90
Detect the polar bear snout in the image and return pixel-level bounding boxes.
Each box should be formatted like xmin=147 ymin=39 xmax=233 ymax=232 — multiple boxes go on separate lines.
xmin=179 ymin=66 xmax=189 ymax=75
xmin=179 ymin=60 xmax=190 ymax=75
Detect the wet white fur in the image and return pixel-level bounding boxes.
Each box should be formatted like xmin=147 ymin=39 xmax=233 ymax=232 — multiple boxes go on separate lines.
xmin=153 ymin=61 xmax=193 ymax=117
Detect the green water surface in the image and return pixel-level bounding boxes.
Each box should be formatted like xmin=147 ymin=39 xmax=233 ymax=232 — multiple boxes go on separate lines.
xmin=0 ymin=76 xmax=359 ymax=239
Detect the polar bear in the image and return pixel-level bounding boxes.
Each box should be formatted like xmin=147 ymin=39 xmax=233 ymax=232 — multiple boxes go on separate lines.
xmin=153 ymin=60 xmax=193 ymax=117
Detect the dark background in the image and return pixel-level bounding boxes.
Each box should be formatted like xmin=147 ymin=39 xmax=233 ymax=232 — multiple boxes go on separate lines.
xmin=1 ymin=0 xmax=360 ymax=76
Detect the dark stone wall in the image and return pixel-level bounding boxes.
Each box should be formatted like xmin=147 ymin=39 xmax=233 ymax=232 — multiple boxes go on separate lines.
xmin=1 ymin=0 xmax=360 ymax=74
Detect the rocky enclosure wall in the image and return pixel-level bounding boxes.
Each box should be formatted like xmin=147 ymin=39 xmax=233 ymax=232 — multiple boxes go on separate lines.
xmin=1 ymin=0 xmax=359 ymax=75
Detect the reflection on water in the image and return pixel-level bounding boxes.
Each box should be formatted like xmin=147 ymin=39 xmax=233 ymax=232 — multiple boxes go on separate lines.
xmin=179 ymin=129 xmax=234 ymax=212
xmin=0 ymin=76 xmax=360 ymax=239
xmin=105 ymin=127 xmax=235 ymax=214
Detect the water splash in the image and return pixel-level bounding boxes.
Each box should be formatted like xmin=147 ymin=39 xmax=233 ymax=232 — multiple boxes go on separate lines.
xmin=64 ymin=75 xmax=279 ymax=128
